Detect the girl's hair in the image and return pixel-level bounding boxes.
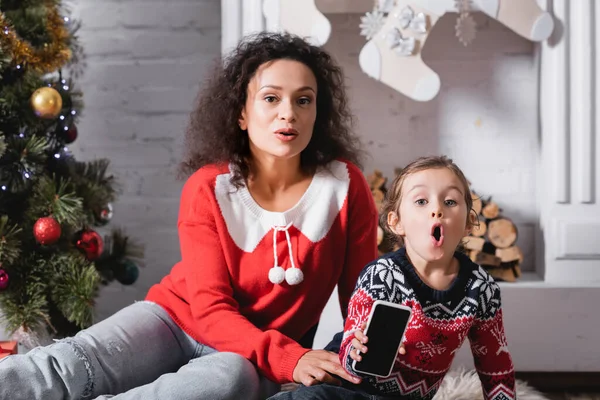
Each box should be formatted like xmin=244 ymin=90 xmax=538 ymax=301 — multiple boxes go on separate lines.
xmin=379 ymin=156 xmax=476 ymax=245
xmin=179 ymin=31 xmax=364 ymax=187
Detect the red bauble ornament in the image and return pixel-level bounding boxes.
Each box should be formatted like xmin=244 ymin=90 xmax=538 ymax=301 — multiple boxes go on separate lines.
xmin=33 ymin=216 xmax=62 ymax=245
xmin=0 ymin=269 xmax=9 ymax=290
xmin=64 ymin=124 xmax=78 ymax=144
xmin=76 ymin=230 xmax=104 ymax=261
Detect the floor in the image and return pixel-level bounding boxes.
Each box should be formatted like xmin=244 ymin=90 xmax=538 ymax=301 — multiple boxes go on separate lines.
xmin=280 ymin=385 xmax=600 ymax=399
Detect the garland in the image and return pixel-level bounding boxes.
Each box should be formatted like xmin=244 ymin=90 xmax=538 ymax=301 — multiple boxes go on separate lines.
xmin=0 ymin=1 xmax=72 ymax=73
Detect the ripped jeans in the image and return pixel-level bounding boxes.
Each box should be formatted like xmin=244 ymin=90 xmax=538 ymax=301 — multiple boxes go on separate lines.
xmin=0 ymin=301 xmax=279 ymax=400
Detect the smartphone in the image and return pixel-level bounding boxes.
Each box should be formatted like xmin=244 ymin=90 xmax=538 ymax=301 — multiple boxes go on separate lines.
xmin=351 ymin=300 xmax=412 ymax=378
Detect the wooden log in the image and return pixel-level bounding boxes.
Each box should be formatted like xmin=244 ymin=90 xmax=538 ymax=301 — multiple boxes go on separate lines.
xmin=487 ymin=267 xmax=517 ymax=282
xmin=471 ymin=220 xmax=487 ymax=237
xmin=367 ymin=170 xmax=386 ymax=190
xmin=471 ymin=192 xmax=482 ymax=215
xmin=463 ymin=236 xmax=485 ymax=251
xmin=513 ymin=264 xmax=522 ymax=278
xmin=496 ymin=246 xmax=523 ymax=263
xmin=487 ymin=218 xmax=518 ymax=249
xmin=372 ymin=189 xmax=385 ymax=209
xmin=482 ymin=201 xmax=500 ymax=219
xmin=474 ymin=251 xmax=502 ymax=267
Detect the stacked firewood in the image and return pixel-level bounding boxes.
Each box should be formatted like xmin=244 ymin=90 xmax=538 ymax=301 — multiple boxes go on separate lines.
xmin=463 ymin=190 xmax=522 ymax=282
xmin=366 ymin=170 xmax=522 ymax=282
xmin=366 ymin=169 xmax=398 ymax=255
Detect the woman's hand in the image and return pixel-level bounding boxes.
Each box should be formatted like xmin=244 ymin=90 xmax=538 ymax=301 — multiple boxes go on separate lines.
xmin=293 ymin=350 xmax=362 ymax=387
xmin=349 ymin=322 xmax=406 ymax=363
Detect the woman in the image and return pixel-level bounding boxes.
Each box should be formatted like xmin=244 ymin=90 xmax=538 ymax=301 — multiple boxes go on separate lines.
xmin=0 ymin=32 xmax=378 ymax=400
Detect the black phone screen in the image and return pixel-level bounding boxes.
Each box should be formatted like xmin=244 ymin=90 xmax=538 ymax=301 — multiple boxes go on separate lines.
xmin=352 ymin=303 xmax=411 ymax=377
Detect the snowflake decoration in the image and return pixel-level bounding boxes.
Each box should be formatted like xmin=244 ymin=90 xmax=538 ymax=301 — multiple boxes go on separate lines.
xmin=359 ymin=10 xmax=385 ymax=40
xmin=396 ymin=6 xmax=428 ymax=34
xmin=383 ymin=27 xmax=416 ymax=56
xmin=454 ymin=0 xmax=476 ymax=46
xmin=455 ymin=12 xmax=477 ymax=46
xmin=377 ymin=0 xmax=396 ymax=14
xmin=455 ymin=0 xmax=473 ymax=13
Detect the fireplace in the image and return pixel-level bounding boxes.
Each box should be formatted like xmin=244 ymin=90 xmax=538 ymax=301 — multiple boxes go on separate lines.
xmin=220 ymin=0 xmax=600 ymax=372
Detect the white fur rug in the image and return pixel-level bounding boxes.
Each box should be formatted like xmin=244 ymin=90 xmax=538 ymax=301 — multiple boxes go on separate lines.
xmin=433 ymin=368 xmax=548 ymax=400
xmin=567 ymin=396 xmax=600 ymax=400
xmin=280 ymin=369 xmax=598 ymax=400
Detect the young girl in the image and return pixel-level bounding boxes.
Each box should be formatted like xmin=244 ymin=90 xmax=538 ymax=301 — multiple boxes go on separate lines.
xmin=0 ymin=32 xmax=378 ymax=400
xmin=271 ymin=155 xmax=515 ymax=400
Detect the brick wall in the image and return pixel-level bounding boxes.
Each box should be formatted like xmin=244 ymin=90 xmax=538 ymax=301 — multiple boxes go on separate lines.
xmin=69 ymin=0 xmax=221 ymax=322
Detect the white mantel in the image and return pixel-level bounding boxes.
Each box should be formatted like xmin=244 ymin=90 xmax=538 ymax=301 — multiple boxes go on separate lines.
xmin=221 ymin=0 xmax=600 ymax=284
xmin=539 ymin=0 xmax=600 ymax=283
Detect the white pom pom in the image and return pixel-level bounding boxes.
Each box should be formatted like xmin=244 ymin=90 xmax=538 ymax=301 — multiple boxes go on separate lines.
xmin=268 ymin=266 xmax=285 ymax=284
xmin=285 ymin=268 xmax=304 ymax=285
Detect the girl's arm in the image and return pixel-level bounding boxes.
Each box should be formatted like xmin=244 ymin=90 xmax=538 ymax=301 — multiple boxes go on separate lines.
xmin=468 ymin=281 xmax=516 ymax=400
xmin=338 ymin=259 xmax=397 ymax=377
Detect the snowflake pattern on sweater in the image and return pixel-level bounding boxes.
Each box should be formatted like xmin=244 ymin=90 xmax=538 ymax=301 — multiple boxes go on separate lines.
xmin=340 ymin=248 xmax=516 ymax=400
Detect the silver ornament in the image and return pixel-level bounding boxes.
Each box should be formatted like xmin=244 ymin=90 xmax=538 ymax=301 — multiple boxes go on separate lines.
xmin=96 ymin=203 xmax=113 ymax=226
xmin=384 ymin=28 xmax=416 ymax=56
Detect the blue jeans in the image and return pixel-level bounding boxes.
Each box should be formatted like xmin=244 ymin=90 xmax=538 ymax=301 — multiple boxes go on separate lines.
xmin=0 ymin=301 xmax=279 ymax=400
xmin=268 ymin=383 xmax=399 ymax=400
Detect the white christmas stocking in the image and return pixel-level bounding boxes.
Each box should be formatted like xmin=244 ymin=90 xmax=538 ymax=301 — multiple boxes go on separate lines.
xmin=359 ymin=0 xmax=442 ymax=102
xmin=263 ymin=0 xmax=331 ymax=46
xmin=358 ymin=0 xmax=553 ymax=101
xmin=487 ymin=0 xmax=554 ymax=41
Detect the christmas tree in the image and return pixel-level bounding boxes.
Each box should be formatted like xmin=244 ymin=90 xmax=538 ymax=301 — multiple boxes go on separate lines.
xmin=0 ymin=0 xmax=143 ymax=347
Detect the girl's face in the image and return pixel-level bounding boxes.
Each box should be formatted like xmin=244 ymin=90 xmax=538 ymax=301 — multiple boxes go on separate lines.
xmin=239 ymin=59 xmax=317 ymax=164
xmin=390 ymin=168 xmax=470 ymax=263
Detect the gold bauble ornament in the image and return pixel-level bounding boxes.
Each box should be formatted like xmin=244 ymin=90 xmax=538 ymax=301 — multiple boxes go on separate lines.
xmin=30 ymin=87 xmax=63 ymax=119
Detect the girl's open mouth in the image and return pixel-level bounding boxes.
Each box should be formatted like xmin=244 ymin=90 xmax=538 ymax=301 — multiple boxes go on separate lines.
xmin=431 ymin=223 xmax=444 ymax=247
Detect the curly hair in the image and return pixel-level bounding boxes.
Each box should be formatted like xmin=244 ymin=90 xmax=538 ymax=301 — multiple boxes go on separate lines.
xmin=179 ymin=31 xmax=365 ymax=187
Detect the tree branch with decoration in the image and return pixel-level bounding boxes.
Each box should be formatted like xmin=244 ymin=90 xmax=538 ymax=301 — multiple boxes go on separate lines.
xmin=0 ymin=0 xmax=143 ymax=348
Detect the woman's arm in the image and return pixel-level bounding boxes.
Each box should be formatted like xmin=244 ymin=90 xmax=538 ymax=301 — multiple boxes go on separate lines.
xmin=337 ymin=163 xmax=379 ymax=318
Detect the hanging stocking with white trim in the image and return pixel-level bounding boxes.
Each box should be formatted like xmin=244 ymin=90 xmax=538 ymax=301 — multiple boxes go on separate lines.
xmin=359 ymin=0 xmax=442 ymax=102
xmin=263 ymin=0 xmax=331 ymax=46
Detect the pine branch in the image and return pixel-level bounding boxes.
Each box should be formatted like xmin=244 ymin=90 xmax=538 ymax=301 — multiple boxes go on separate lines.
xmin=0 ymin=254 xmax=50 ymax=335
xmin=0 ymin=70 xmax=46 ymax=132
xmin=3 ymin=2 xmax=56 ymax=48
xmin=0 ymin=215 xmax=22 ymax=264
xmin=107 ymin=228 xmax=144 ymax=262
xmin=95 ymin=228 xmax=144 ymax=283
xmin=0 ymin=50 xmax=10 ymax=77
xmin=27 ymin=174 xmax=84 ymax=226
xmin=71 ymin=159 xmax=116 ymax=193
xmin=50 ymin=252 xmax=99 ymax=328
xmin=11 ymin=133 xmax=48 ymax=165
xmin=0 ymin=132 xmax=6 ymax=158
xmin=0 ymin=135 xmax=48 ymax=193
xmin=69 ymin=159 xmax=118 ymax=223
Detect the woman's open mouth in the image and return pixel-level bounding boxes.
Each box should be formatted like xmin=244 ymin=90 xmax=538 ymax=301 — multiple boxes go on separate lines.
xmin=274 ymin=128 xmax=298 ymax=141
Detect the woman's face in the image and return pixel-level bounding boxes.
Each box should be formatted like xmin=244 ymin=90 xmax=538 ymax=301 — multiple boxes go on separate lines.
xmin=239 ymin=59 xmax=317 ymax=163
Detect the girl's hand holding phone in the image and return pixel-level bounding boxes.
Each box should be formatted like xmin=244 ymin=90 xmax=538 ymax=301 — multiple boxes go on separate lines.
xmin=349 ymin=322 xmax=407 ymax=362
